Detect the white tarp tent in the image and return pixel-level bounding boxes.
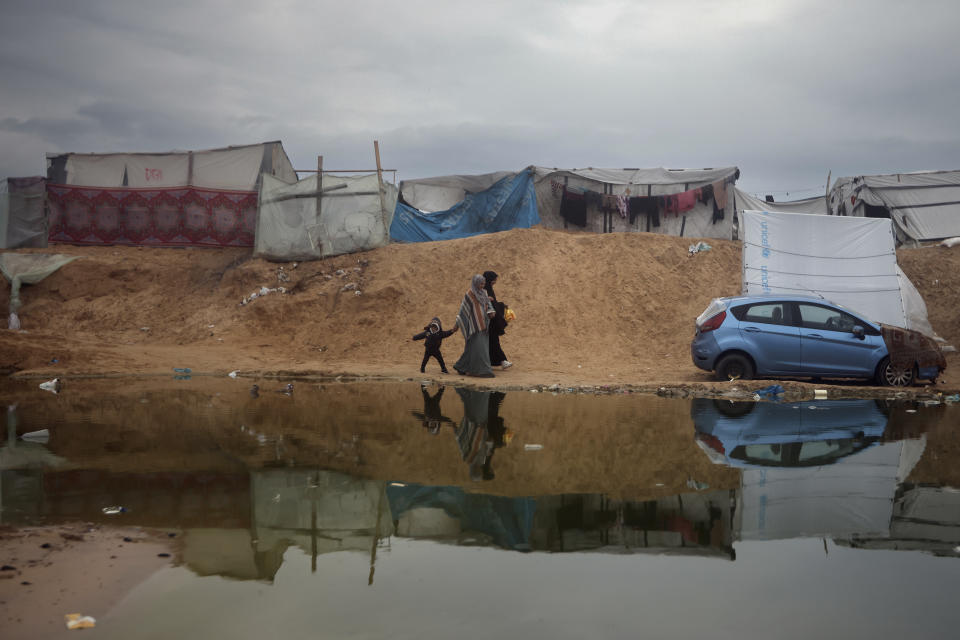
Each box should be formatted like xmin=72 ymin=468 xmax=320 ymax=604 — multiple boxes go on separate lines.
xmin=734 ymin=188 xmax=829 ymax=216
xmin=255 ymin=172 xmax=398 ymax=260
xmin=399 ymin=171 xmax=515 ymax=212
xmin=828 ymin=170 xmax=960 ymax=244
xmin=46 ymin=141 xmax=297 ymax=190
xmin=741 ymin=209 xmax=937 ymax=337
xmin=0 ymin=177 xmax=47 ymax=249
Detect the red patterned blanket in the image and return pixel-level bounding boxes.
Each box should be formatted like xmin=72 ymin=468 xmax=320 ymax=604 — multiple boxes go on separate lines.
xmin=46 ymin=184 xmax=257 ymax=247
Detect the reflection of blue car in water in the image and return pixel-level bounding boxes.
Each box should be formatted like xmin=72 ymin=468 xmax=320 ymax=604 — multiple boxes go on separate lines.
xmin=691 ymin=397 xmax=889 ymax=468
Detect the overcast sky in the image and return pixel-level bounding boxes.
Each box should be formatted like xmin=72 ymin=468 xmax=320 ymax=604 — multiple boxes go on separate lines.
xmin=2 ymin=0 xmax=959 ymax=197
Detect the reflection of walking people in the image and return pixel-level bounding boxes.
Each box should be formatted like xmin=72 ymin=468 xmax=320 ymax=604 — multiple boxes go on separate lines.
xmin=453 ymin=274 xmax=496 ymax=378
xmin=412 ymin=316 xmax=457 ymax=373
xmin=483 ymin=270 xmax=512 ymax=370
xmin=455 ymin=387 xmax=494 ymax=481
xmin=411 ymin=383 xmax=454 ymax=434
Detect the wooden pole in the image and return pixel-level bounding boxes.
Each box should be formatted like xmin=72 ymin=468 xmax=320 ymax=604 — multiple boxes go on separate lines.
xmin=373 ymin=141 xmax=388 ymax=230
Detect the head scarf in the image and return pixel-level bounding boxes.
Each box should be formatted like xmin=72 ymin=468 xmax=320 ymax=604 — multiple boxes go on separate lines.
xmin=482 ymin=270 xmax=498 ymax=299
xmin=457 ymin=274 xmax=494 ymax=338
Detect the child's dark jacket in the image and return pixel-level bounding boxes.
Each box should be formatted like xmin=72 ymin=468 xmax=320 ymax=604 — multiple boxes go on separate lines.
xmin=413 ymin=317 xmax=455 ymax=353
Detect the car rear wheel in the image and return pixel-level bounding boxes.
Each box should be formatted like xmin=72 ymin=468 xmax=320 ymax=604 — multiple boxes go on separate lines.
xmin=715 ymin=353 xmax=754 ymax=381
xmin=876 ymin=357 xmax=916 ymax=387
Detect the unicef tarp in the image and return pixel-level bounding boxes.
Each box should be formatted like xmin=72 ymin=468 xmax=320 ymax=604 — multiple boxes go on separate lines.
xmin=741 ymin=209 xmax=937 ymax=337
xmin=390 ymin=169 xmax=539 ymax=242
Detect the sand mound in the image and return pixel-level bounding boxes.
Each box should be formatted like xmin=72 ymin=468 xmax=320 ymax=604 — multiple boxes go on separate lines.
xmin=1 ymin=227 xmax=958 ymax=390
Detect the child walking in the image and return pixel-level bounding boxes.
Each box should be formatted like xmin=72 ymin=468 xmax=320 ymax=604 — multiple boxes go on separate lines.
xmin=413 ymin=317 xmax=458 ymax=373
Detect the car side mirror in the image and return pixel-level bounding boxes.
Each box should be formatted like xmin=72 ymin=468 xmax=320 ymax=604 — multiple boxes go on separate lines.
xmin=852 ymin=325 xmax=865 ymax=340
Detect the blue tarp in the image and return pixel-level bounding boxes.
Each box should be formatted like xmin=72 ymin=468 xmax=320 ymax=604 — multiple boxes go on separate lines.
xmin=386 ymin=482 xmax=537 ymax=551
xmin=389 ymin=169 xmax=540 ymax=242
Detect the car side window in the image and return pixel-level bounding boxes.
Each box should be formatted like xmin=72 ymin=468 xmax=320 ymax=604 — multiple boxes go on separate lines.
xmin=797 ymin=303 xmax=866 ymax=333
xmin=740 ymin=302 xmax=787 ymax=326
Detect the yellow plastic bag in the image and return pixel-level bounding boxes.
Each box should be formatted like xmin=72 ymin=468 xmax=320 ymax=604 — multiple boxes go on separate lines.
xmin=65 ymin=613 xmax=96 ymax=630
xmin=504 ymin=307 xmax=516 ymax=322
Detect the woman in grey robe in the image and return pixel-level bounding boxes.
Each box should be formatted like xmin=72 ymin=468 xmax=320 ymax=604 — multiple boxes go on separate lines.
xmin=453 ymin=274 xmax=496 ymax=378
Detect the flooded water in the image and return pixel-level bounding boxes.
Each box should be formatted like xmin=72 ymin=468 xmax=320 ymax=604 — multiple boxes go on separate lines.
xmin=3 ymin=378 xmax=960 ymax=638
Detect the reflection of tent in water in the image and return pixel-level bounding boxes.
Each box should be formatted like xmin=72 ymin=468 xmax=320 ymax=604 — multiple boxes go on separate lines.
xmin=538 ymin=491 xmax=735 ymax=559
xmin=387 ymin=483 xmax=536 ymax=551
xmin=181 ymin=468 xmax=396 ymax=582
xmin=837 ymin=483 xmax=960 ymax=558
xmin=244 ymin=468 xmax=394 ymax=581
xmin=691 ymin=397 xmax=927 ymax=541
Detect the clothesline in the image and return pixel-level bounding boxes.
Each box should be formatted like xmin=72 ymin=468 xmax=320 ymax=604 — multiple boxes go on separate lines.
xmin=552 ymin=175 xmax=736 ymax=228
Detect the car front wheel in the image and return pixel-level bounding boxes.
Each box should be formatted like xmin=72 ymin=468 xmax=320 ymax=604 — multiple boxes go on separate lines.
xmin=715 ymin=353 xmax=754 ymax=381
xmin=876 ymin=357 xmax=916 ymax=387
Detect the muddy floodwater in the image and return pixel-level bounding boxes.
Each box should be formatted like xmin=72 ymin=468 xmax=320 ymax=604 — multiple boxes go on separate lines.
xmin=2 ymin=377 xmax=960 ymax=639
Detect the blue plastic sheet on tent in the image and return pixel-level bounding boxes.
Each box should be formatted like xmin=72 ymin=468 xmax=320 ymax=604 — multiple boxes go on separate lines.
xmin=389 ymin=169 xmax=540 ymax=242
xmin=386 ymin=482 xmax=537 ymax=551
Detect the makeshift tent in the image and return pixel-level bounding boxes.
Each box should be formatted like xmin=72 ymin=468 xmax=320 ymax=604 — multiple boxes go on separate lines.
xmin=390 ymin=169 xmax=539 ymax=242
xmin=0 ymin=253 xmax=79 ymax=329
xmin=0 ymin=177 xmax=47 ymax=249
xmin=45 ymin=141 xmax=296 ymax=248
xmin=828 ymin=170 xmax=960 ymax=244
xmin=741 ymin=209 xmax=938 ymax=338
xmin=395 ymin=165 xmax=740 ymax=241
xmin=256 ymin=172 xmax=398 ymax=260
xmin=533 ymin=166 xmax=740 ymax=239
xmin=734 ymin=188 xmax=829 ymax=217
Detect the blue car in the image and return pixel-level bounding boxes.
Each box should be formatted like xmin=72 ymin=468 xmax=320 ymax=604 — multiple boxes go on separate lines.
xmin=690 ymin=295 xmax=944 ymax=386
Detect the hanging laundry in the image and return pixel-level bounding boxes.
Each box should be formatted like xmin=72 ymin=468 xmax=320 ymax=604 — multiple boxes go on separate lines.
xmin=628 ymin=196 xmax=660 ymax=227
xmin=712 ymin=198 xmax=725 ymax=224
xmin=663 ymin=189 xmax=698 ymax=216
xmin=583 ymin=190 xmax=602 ymax=208
xmin=616 ymin=194 xmax=628 ymax=219
xmin=560 ymin=187 xmax=587 ymax=227
xmin=712 ymin=179 xmax=728 ymax=209
xmin=601 ymin=194 xmax=619 ymax=213
xmin=700 ymin=183 xmax=714 ymax=204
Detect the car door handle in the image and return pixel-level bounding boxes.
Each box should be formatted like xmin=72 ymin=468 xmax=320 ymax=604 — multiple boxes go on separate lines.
xmin=744 ymin=327 xmax=760 ymax=332
xmin=806 ymin=333 xmax=823 ymax=339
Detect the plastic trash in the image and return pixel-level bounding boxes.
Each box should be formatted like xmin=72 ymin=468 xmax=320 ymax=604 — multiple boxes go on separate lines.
xmin=754 ymin=384 xmax=785 ymax=398
xmin=102 ymin=506 xmax=127 ymax=515
xmin=688 ymin=241 xmax=712 ymax=256
xmin=65 ymin=614 xmax=96 ymax=630
xmin=39 ymin=378 xmax=61 ymax=394
xmin=173 ymin=367 xmax=191 ymax=374
xmin=814 ymin=389 xmax=828 ymax=399
xmin=524 ymin=444 xmax=544 ymax=451
xmin=20 ymin=429 xmax=50 ymax=443
xmin=228 ymin=370 xmax=239 ymax=378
